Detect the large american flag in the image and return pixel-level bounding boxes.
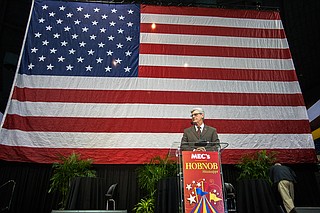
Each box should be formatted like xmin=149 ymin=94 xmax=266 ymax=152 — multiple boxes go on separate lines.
xmin=0 ymin=0 xmax=316 ymax=164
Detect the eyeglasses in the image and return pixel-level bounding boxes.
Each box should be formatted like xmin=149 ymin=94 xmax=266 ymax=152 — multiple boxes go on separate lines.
xmin=191 ymin=113 xmax=201 ymax=117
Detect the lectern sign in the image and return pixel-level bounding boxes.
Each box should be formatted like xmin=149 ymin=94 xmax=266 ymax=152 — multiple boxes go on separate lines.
xmin=182 ymin=151 xmax=225 ymax=213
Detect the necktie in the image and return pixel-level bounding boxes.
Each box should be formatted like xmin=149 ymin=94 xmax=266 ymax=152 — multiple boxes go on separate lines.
xmin=197 ymin=126 xmax=201 ymax=137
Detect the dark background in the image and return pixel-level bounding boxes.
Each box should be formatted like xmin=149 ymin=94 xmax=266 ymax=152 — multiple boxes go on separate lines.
xmin=0 ymin=1 xmax=320 ymax=212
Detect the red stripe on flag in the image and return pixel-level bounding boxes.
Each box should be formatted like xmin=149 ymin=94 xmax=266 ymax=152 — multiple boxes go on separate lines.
xmin=3 ymin=115 xmax=311 ymax=134
xmin=138 ymin=66 xmax=298 ymax=81
xmin=141 ymin=5 xmax=281 ymax=20
xmin=12 ymin=87 xmax=305 ymax=106
xmin=140 ymin=23 xmax=286 ymax=38
xmin=140 ymin=43 xmax=291 ymax=59
xmin=221 ymin=148 xmax=317 ymax=164
xmin=0 ymin=145 xmax=315 ymax=164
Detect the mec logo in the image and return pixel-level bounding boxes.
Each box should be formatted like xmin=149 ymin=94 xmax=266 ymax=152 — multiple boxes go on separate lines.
xmin=191 ymin=153 xmax=210 ymax=160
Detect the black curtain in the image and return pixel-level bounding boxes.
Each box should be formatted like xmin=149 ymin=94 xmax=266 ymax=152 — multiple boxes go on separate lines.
xmin=0 ymin=161 xmax=59 ymax=213
xmin=2 ymin=161 xmax=319 ymax=213
xmin=0 ymin=161 xmax=143 ymax=213
xmin=279 ymin=0 xmax=320 ymax=106
xmin=237 ymin=179 xmax=281 ymax=213
xmin=94 ymin=164 xmax=144 ymax=211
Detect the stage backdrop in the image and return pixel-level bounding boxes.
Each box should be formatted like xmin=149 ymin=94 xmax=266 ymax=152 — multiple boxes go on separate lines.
xmin=0 ymin=0 xmax=316 ymax=164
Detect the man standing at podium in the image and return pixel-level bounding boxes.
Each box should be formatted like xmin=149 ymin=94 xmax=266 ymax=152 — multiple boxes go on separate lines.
xmin=181 ymin=107 xmax=219 ymax=147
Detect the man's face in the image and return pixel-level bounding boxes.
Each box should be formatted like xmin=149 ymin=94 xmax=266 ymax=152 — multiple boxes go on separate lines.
xmin=191 ymin=112 xmax=204 ymax=124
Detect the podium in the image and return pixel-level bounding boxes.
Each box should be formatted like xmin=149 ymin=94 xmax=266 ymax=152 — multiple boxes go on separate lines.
xmin=170 ymin=141 xmax=228 ymax=213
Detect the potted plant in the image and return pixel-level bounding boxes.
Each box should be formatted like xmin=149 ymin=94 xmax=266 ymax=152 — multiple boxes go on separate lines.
xmin=236 ymin=149 xmax=277 ymax=181
xmin=133 ymin=155 xmax=177 ymax=213
xmin=235 ymin=150 xmax=279 ymax=213
xmin=49 ymin=152 xmax=96 ymax=209
xmin=132 ymin=197 xmax=155 ymax=213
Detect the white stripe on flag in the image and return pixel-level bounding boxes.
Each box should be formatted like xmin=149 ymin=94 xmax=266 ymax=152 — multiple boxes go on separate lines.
xmin=139 ymin=54 xmax=294 ymax=70
xmin=0 ymin=129 xmax=314 ymax=149
xmin=141 ymin=13 xmax=284 ymax=29
xmin=140 ymin=33 xmax=289 ymax=49
xmin=8 ymin=100 xmax=308 ymax=120
xmin=15 ymin=75 xmax=302 ymax=94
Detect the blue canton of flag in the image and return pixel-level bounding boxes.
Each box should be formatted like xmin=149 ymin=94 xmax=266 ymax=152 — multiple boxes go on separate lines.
xmin=20 ymin=1 xmax=140 ymax=77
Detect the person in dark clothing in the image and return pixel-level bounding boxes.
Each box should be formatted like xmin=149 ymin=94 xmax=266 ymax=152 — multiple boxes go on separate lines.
xmin=269 ymin=163 xmax=297 ymax=213
xmin=181 ymin=107 xmax=219 ymax=151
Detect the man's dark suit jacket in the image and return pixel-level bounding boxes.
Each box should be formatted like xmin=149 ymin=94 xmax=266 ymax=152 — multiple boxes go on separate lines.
xmin=181 ymin=125 xmax=219 ymax=143
xmin=180 ymin=125 xmax=219 ymax=151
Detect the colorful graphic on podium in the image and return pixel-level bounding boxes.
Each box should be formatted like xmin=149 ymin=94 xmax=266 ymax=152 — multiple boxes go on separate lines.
xmin=182 ymin=151 xmax=225 ymax=213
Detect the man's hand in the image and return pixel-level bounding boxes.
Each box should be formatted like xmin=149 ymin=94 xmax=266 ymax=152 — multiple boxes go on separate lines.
xmin=195 ymin=147 xmax=206 ymax=151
